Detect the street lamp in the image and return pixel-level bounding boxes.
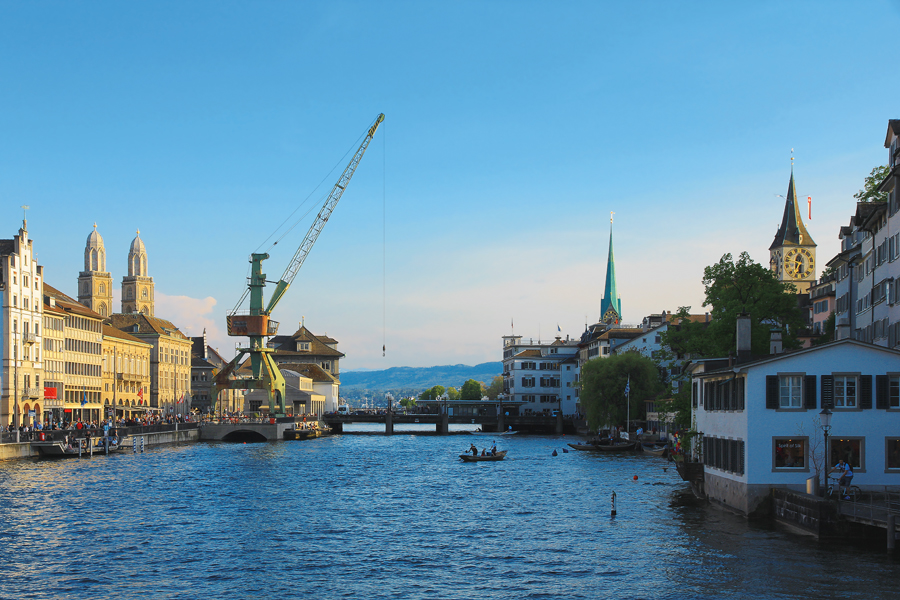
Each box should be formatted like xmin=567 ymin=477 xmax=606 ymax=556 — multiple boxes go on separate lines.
xmin=819 ymin=407 xmax=833 ymax=490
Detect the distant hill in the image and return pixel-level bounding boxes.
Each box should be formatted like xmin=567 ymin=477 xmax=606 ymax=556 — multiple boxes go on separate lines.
xmin=340 ymin=362 xmax=502 ymax=393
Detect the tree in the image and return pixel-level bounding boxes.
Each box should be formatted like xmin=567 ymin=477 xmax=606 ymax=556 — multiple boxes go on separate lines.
xmin=853 ymin=165 xmax=890 ymax=203
xmin=700 ymin=252 xmax=804 ymax=357
xmin=810 ymin=311 xmax=836 ymax=346
xmin=418 ymin=385 xmax=446 ymax=401
xmin=579 ymin=352 xmax=664 ymax=433
xmin=460 ymin=379 xmax=483 ymax=400
xmin=446 ymin=386 xmax=460 ymax=400
xmin=484 ymin=375 xmax=503 ymax=401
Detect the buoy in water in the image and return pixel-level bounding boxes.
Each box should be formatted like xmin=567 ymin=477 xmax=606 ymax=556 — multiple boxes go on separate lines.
xmin=552 ymin=449 xmax=558 ymax=456
xmin=562 ymin=448 xmax=569 ymax=453
xmin=633 ymin=475 xmax=638 ymax=481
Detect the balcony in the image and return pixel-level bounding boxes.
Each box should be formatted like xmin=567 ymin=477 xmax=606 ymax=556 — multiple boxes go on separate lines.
xmin=22 ymin=332 xmax=36 ymax=344
xmin=25 ymin=387 xmax=42 ymax=399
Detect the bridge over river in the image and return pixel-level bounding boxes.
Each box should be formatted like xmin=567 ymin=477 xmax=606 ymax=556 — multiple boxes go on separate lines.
xmin=323 ymin=412 xmax=576 ymax=435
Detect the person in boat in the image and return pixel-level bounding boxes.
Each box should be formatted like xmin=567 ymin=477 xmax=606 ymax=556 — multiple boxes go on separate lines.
xmin=491 ymin=442 xmax=497 ymax=455
xmin=481 ymin=449 xmax=486 ymax=456
xmin=470 ymin=443 xmax=478 ymax=456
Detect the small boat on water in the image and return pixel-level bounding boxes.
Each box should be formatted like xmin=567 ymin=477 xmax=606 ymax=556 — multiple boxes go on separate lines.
xmin=500 ymin=430 xmax=518 ymax=435
xmin=459 ymin=450 xmax=507 ymax=462
xmin=641 ymin=443 xmax=669 ymax=457
xmin=32 ymin=438 xmax=124 ymax=457
xmin=283 ymin=426 xmax=332 ymax=441
xmin=567 ymin=443 xmax=602 ymax=451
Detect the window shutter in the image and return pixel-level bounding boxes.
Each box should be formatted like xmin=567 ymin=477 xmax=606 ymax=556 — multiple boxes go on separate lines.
xmin=804 ymin=375 xmax=817 ymax=409
xmin=859 ymin=375 xmax=873 ymax=409
xmin=766 ymin=375 xmax=779 ymax=409
xmin=821 ymin=375 xmax=834 ymax=408
xmin=876 ymin=375 xmax=889 ymax=409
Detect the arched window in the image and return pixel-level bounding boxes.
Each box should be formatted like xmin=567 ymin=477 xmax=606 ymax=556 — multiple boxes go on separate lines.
xmin=99 ymin=283 xmax=105 ymax=295
xmin=141 ymin=288 xmax=148 ymax=300
xmin=99 ymin=303 xmax=107 ymax=317
xmin=90 ymin=249 xmax=98 ymax=271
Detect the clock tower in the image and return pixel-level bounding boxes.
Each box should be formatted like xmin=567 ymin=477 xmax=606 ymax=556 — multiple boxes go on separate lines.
xmin=769 ymin=171 xmax=816 ymax=294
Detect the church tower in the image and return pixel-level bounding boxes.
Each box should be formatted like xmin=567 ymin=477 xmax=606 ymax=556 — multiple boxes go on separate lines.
xmin=769 ymin=170 xmax=817 ymax=294
xmin=600 ymin=215 xmax=622 ymax=324
xmin=121 ymin=230 xmax=154 ymax=316
xmin=77 ymin=224 xmax=113 ymax=317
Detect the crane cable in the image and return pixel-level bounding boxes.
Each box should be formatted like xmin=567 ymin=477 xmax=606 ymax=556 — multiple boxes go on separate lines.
xmin=382 ymin=120 xmax=386 ymax=357
xmin=232 ymin=127 xmax=368 ymax=312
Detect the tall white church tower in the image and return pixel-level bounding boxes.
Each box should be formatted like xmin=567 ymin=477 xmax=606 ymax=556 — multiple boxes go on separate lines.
xmin=77 ymin=224 xmax=113 ymax=317
xmin=121 ymin=230 xmax=154 ymax=316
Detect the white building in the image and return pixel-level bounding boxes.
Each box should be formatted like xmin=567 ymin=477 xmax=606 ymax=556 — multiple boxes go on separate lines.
xmin=0 ymin=220 xmax=45 ymax=428
xmin=502 ymin=335 xmax=580 ymax=416
xmin=690 ymin=338 xmax=900 ymax=516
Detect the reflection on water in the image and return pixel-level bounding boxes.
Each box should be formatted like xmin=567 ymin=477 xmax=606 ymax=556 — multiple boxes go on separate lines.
xmin=0 ymin=429 xmax=897 ymax=600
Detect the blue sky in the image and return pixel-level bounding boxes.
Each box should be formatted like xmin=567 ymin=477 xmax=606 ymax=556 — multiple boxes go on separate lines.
xmin=2 ymin=1 xmax=899 ymax=369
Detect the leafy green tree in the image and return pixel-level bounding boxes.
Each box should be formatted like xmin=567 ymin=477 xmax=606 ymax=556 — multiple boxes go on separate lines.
xmin=853 ymin=165 xmax=890 ymax=203
xmin=460 ymin=379 xmax=483 ymax=400
xmin=484 ymin=375 xmax=503 ymax=401
xmin=418 ymin=385 xmax=446 ymax=400
xmin=579 ymin=352 xmax=664 ymax=433
xmin=700 ymin=252 xmax=804 ymax=357
xmin=811 ymin=311 xmax=836 ymax=346
xmin=446 ymin=387 xmax=460 ymax=400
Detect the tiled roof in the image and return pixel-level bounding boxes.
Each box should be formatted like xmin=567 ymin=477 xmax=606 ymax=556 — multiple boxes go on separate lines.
xmin=270 ymin=325 xmax=343 ymax=358
xmin=278 ymin=363 xmax=338 ymax=384
xmin=0 ymin=240 xmax=14 ymax=256
xmin=102 ymin=323 xmax=151 ymax=346
xmin=108 ymin=313 xmax=188 ymax=340
xmin=770 ymin=172 xmax=816 ymax=250
xmin=514 ymin=349 xmax=542 ymax=358
xmin=885 ymin=119 xmax=900 ymax=147
xmin=598 ymin=329 xmax=642 ymax=341
xmin=192 ymin=356 xmax=214 ymax=369
xmin=43 ymin=283 xmax=103 ymax=320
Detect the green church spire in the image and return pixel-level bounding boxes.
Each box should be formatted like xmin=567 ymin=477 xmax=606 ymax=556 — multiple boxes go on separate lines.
xmin=600 ymin=215 xmax=621 ymax=323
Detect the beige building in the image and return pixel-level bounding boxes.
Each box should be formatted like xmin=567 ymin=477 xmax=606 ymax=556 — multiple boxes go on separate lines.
xmin=1 ymin=219 xmax=45 ymax=428
xmin=42 ymin=296 xmax=66 ymax=422
xmin=44 ymin=284 xmax=104 ymax=424
xmin=108 ymin=313 xmax=192 ymax=415
xmin=102 ymin=324 xmax=152 ymax=417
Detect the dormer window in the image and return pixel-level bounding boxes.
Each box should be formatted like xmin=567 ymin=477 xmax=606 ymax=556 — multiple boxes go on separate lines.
xmin=297 ymin=342 xmax=310 ymax=352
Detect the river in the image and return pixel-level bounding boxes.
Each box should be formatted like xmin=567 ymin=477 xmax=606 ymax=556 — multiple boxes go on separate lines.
xmin=0 ymin=425 xmax=897 ymax=599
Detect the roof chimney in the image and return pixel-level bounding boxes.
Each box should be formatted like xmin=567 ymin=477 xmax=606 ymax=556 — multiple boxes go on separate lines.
xmin=736 ymin=313 xmax=751 ymax=362
xmin=705 ymin=312 xmax=710 ymax=323
xmin=769 ymin=328 xmax=783 ymax=355
xmin=836 ymin=317 xmax=850 ymax=341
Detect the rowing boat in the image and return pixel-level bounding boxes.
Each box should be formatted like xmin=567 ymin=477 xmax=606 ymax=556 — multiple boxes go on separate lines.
xmin=567 ymin=443 xmax=602 ymax=451
xmin=459 ymin=450 xmax=507 ymax=462
xmin=641 ymin=443 xmax=669 ymax=457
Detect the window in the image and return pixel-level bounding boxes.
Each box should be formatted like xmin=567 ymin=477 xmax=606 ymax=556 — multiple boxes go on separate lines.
xmin=829 ymin=437 xmax=863 ymax=471
xmin=703 ymin=436 xmax=745 ymax=475
xmin=887 ymin=439 xmax=900 ymax=470
xmin=780 ymin=376 xmax=802 ymax=408
xmin=297 ymin=342 xmax=310 ymax=352
xmin=774 ymin=437 xmax=807 ymax=470
xmin=834 ymin=375 xmax=857 ymax=408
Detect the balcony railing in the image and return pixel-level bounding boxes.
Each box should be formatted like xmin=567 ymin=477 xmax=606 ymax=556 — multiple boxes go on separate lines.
xmin=24 ymin=387 xmax=42 ymax=398
xmin=22 ymin=332 xmax=36 ymax=344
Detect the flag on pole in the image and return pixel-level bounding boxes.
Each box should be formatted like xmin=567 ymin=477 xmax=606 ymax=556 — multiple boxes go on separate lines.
xmin=138 ymin=387 xmax=144 ymax=405
xmin=178 ymin=393 xmax=184 ymax=405
xmin=557 ymin=324 xmax=561 ymax=333
xmin=625 ymin=376 xmax=630 ymax=396
xmin=81 ymin=386 xmax=87 ymax=407
xmin=807 ymin=196 xmax=812 ymax=220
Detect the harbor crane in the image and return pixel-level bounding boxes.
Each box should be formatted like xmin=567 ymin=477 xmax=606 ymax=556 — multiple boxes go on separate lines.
xmin=210 ymin=114 xmax=385 ymax=416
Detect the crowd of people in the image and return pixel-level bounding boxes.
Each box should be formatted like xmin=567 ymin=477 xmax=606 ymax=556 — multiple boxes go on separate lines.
xmin=4 ymin=413 xmax=196 ymax=441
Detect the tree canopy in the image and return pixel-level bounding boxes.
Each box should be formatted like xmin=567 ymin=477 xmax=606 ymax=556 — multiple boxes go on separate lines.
xmin=579 ymin=352 xmax=664 ymax=433
xmin=460 ymin=379 xmax=484 ymax=400
xmin=853 ymin=165 xmax=890 ymax=203
xmin=484 ymin=375 xmax=503 ymax=401
xmin=419 ymin=385 xmax=446 ymax=400
xmin=666 ymin=252 xmax=804 ymax=358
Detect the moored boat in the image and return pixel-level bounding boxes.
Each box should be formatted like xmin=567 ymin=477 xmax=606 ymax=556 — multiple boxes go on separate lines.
xmin=567 ymin=443 xmax=602 ymax=451
xmin=594 ymin=441 xmax=637 ymax=451
xmin=641 ymin=443 xmax=669 ymax=457
xmin=459 ymin=450 xmax=507 ymax=462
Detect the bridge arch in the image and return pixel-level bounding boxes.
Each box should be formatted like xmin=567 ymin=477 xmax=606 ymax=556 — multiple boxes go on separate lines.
xmin=222 ymin=430 xmax=269 ymax=443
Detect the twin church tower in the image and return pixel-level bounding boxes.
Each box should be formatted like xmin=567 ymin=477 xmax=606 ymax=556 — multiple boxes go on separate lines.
xmin=77 ymin=224 xmax=154 ymax=317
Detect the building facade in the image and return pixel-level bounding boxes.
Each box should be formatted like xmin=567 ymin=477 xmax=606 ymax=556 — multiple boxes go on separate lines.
xmin=0 ymin=220 xmax=45 ymax=428
xmin=501 ymin=335 xmax=580 ymax=416
xmin=102 ymin=324 xmax=152 ymax=417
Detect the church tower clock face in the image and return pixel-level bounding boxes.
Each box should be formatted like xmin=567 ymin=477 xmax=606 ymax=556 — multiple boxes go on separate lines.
xmin=784 ymin=247 xmax=814 ymax=279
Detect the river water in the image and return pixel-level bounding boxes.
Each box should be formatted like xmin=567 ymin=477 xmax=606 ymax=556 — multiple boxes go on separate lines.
xmin=0 ymin=424 xmax=897 ymax=600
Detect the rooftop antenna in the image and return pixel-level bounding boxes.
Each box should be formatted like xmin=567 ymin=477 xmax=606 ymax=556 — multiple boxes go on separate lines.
xmin=21 ymin=205 xmax=29 ymax=227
